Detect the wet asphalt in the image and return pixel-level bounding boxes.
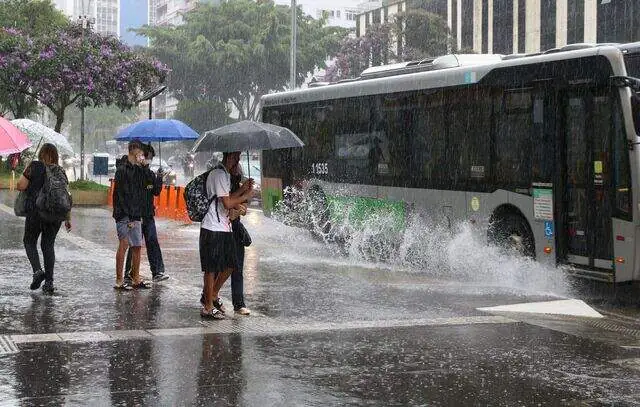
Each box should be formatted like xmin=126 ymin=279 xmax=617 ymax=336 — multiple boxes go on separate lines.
xmin=0 ymin=190 xmax=639 ymax=406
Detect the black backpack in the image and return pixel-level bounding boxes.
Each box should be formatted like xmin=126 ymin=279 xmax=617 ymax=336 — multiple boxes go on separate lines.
xmin=184 ymin=164 xmax=224 ymax=222
xmin=36 ymin=164 xmax=72 ymax=222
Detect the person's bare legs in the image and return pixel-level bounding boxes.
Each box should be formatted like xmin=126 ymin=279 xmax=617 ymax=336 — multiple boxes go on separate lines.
xmin=130 ymin=246 xmax=142 ymax=284
xmin=212 ymin=268 xmax=233 ymax=300
xmin=115 ymin=239 xmax=129 ymax=286
xmin=203 ymin=272 xmax=216 ymax=311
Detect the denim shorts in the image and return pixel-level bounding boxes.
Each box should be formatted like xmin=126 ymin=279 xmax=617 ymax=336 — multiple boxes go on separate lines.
xmin=116 ymin=219 xmax=143 ymax=247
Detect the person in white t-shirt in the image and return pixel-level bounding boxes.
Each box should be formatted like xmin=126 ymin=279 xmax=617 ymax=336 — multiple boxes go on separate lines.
xmin=199 ymin=151 xmax=254 ymax=319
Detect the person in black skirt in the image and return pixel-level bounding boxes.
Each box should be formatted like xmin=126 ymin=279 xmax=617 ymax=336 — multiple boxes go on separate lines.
xmin=199 ymin=151 xmax=254 ymax=319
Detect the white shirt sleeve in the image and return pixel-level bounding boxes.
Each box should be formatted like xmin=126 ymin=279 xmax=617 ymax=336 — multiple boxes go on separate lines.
xmin=208 ymin=168 xmax=229 ymax=198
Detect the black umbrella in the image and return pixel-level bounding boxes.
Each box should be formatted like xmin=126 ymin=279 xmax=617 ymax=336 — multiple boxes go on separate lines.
xmin=191 ymin=120 xmax=305 ymax=177
xmin=191 ymin=120 xmax=304 ymax=153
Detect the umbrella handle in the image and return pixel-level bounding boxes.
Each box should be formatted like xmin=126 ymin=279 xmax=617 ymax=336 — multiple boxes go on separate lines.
xmin=22 ymin=138 xmax=44 ymax=169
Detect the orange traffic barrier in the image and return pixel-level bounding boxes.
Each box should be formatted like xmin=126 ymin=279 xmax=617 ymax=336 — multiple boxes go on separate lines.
xmin=166 ymin=186 xmax=176 ymax=220
xmin=107 ymin=181 xmax=191 ymax=225
xmin=175 ymin=186 xmax=189 ymax=222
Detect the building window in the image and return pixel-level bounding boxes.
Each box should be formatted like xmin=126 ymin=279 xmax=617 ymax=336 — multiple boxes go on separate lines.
xmin=482 ymin=0 xmax=489 ymax=53
xmin=451 ymin=0 xmax=457 ymax=50
xmin=597 ymin=0 xmax=640 ymax=44
xmin=567 ymin=0 xmax=584 ymax=44
xmin=373 ymin=9 xmax=381 ymax=24
xmin=336 ymin=10 xmax=341 ymax=19
xmin=493 ymin=0 xmax=513 ymax=54
xmin=518 ymin=0 xmax=526 ymax=53
xmin=346 ymin=10 xmax=357 ymax=21
xmin=540 ymin=0 xmax=556 ymax=51
xmin=461 ymin=0 xmax=473 ymax=50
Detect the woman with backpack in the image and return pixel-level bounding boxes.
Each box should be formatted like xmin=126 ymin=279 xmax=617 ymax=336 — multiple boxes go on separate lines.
xmin=16 ymin=143 xmax=72 ymax=295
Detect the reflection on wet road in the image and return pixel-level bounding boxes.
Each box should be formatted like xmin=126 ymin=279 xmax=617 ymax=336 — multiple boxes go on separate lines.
xmin=0 ymin=191 xmax=639 ymax=405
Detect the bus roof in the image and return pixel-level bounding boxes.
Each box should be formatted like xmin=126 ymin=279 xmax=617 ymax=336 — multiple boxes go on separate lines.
xmin=262 ymin=42 xmax=640 ymax=108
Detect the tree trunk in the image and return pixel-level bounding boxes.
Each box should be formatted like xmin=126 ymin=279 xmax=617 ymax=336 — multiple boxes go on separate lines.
xmin=14 ymin=101 xmax=27 ymax=119
xmin=54 ymin=108 xmax=65 ymax=133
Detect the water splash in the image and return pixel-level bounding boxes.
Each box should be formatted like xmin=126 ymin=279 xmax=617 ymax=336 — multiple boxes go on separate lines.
xmin=271 ymin=188 xmax=569 ymax=296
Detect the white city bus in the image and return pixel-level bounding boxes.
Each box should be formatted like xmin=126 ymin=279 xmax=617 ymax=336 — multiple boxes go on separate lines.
xmin=260 ymin=43 xmax=640 ymax=283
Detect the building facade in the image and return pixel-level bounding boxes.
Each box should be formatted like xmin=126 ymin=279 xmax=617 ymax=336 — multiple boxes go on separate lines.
xmin=357 ymin=0 xmax=640 ymax=56
xmin=274 ymin=0 xmax=382 ymax=29
xmin=149 ymin=0 xmax=200 ymax=26
xmin=54 ymin=0 xmax=120 ymax=37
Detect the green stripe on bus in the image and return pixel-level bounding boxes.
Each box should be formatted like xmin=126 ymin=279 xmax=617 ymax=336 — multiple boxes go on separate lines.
xmin=263 ymin=187 xmax=283 ymax=213
xmin=326 ymin=195 xmax=405 ymax=231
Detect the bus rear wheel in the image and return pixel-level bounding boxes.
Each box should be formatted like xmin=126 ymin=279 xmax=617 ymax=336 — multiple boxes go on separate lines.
xmin=488 ymin=213 xmax=535 ymax=259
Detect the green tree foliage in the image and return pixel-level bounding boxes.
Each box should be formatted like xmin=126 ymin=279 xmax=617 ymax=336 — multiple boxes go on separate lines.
xmin=0 ymin=23 xmax=167 ymax=132
xmin=0 ymin=0 xmax=68 ymax=36
xmin=0 ymin=0 xmax=68 ymax=118
xmin=393 ymin=9 xmax=452 ymax=60
xmin=325 ymin=24 xmax=393 ymax=82
xmin=139 ymin=0 xmax=346 ymax=120
xmin=173 ymin=100 xmax=232 ymax=135
xmin=326 ymin=5 xmax=451 ymax=82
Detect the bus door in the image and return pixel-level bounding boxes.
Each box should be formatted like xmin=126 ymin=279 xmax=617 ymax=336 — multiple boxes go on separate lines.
xmin=558 ymin=88 xmax=614 ymax=271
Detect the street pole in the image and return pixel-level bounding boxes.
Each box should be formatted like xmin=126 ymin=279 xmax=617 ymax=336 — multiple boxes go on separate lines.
xmin=290 ymin=0 xmax=297 ymax=90
xmin=80 ymin=16 xmax=87 ymax=180
xmin=80 ymin=101 xmax=85 ymax=180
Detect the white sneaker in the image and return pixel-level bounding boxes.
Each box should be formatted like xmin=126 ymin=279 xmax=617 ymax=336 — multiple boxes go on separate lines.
xmin=234 ymin=307 xmax=251 ymax=316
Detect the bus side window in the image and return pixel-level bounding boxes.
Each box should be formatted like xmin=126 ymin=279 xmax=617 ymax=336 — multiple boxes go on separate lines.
xmin=411 ymin=91 xmax=446 ymax=188
xmin=493 ymin=90 xmax=533 ymax=188
xmin=531 ymin=94 xmax=555 ymax=182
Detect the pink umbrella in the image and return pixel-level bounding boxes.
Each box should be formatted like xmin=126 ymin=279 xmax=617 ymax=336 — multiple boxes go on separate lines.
xmin=0 ymin=116 xmax=32 ymax=155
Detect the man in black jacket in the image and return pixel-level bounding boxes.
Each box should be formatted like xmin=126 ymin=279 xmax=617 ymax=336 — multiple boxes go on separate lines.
xmin=124 ymin=144 xmax=169 ymax=283
xmin=113 ymin=140 xmax=150 ymax=290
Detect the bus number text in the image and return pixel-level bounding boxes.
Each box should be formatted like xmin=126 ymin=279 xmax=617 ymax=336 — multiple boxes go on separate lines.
xmin=311 ymin=163 xmax=329 ymax=175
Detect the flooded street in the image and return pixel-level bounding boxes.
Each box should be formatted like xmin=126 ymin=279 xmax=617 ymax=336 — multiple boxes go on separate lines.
xmin=0 ymin=191 xmax=639 ymax=406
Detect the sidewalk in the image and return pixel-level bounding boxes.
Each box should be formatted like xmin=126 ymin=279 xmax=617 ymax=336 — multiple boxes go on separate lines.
xmin=0 ymin=190 xmax=220 ymax=336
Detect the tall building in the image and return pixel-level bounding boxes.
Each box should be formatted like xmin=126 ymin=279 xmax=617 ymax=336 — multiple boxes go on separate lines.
xmin=357 ymin=0 xmax=640 ymax=56
xmin=54 ymin=0 xmax=120 ymax=37
xmin=120 ymin=0 xmax=148 ymax=46
xmin=275 ymin=0 xmax=380 ymax=29
xmin=149 ymin=0 xmax=223 ymax=26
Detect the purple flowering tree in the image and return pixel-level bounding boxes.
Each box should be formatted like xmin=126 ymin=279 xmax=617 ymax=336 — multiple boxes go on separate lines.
xmin=0 ymin=27 xmax=38 ymax=118
xmin=0 ymin=23 xmax=167 ymax=132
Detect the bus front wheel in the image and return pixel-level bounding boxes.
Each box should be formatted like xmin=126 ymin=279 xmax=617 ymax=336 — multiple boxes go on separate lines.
xmin=306 ymin=188 xmax=331 ymax=238
xmin=487 ymin=212 xmax=535 ymax=259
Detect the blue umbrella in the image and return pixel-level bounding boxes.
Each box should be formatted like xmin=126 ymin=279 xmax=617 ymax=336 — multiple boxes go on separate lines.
xmin=116 ymin=119 xmax=200 ymax=161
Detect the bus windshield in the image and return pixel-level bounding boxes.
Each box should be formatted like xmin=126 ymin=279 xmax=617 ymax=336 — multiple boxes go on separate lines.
xmin=624 ymin=54 xmax=640 ymax=77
